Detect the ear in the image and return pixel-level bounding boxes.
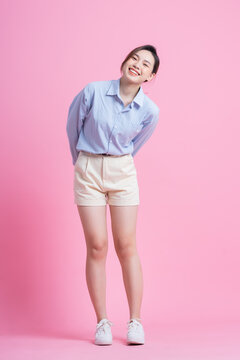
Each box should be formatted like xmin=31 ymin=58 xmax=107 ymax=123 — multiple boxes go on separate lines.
xmin=147 ymin=72 xmax=156 ymax=82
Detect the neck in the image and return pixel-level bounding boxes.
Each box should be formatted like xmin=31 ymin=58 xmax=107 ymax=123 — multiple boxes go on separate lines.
xmin=119 ymin=76 xmax=140 ymax=99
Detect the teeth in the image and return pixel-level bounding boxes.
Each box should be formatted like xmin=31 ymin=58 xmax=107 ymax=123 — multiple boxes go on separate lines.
xmin=129 ymin=68 xmax=139 ymax=75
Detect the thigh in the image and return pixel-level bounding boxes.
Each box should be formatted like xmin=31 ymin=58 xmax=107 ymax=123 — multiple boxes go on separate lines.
xmin=77 ymin=205 xmax=108 ymax=249
xmin=109 ymin=205 xmax=138 ymax=249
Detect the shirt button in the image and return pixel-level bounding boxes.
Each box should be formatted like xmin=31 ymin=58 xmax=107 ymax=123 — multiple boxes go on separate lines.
xmin=110 ymin=140 xmax=112 ymax=143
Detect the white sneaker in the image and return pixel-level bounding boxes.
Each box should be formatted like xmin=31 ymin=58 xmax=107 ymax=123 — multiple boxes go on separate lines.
xmin=127 ymin=319 xmax=145 ymax=345
xmin=94 ymin=318 xmax=114 ymax=345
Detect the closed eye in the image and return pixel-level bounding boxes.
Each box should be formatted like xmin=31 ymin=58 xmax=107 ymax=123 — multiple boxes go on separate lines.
xmin=132 ymin=56 xmax=149 ymax=67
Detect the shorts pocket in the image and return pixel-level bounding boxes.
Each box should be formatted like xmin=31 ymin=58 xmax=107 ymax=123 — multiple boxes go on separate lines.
xmin=121 ymin=157 xmax=136 ymax=176
xmin=129 ymin=154 xmax=134 ymax=163
xmin=75 ymin=154 xmax=89 ymax=178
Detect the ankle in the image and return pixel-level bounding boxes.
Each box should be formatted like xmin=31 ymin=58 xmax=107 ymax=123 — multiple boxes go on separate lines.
xmin=97 ymin=316 xmax=108 ymax=323
xmin=130 ymin=317 xmax=142 ymax=323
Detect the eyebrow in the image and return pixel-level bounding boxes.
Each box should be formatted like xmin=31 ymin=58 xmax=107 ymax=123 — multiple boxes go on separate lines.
xmin=133 ymin=53 xmax=152 ymax=65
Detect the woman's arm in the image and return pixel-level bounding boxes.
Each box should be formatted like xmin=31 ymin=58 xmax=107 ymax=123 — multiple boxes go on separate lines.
xmin=131 ymin=108 xmax=160 ymax=157
xmin=66 ymin=84 xmax=91 ymax=165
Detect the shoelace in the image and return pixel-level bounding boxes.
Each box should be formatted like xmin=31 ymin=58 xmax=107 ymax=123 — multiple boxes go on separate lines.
xmin=96 ymin=320 xmax=114 ymax=335
xmin=127 ymin=319 xmax=141 ymax=330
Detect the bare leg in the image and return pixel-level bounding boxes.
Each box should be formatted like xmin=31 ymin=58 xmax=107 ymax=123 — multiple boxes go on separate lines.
xmin=77 ymin=205 xmax=108 ymax=323
xmin=109 ymin=205 xmax=143 ymax=322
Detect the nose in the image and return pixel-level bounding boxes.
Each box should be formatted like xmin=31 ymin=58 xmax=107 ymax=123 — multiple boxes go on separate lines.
xmin=133 ymin=62 xmax=140 ymax=70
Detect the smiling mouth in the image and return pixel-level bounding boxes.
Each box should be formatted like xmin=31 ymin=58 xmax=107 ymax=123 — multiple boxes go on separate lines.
xmin=129 ymin=67 xmax=140 ymax=76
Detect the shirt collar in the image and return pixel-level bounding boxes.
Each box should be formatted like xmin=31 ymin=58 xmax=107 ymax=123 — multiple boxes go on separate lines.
xmin=106 ymin=77 xmax=144 ymax=107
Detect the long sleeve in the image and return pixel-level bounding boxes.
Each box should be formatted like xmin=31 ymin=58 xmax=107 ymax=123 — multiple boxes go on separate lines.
xmin=66 ymin=84 xmax=91 ymax=165
xmin=131 ymin=108 xmax=160 ymax=157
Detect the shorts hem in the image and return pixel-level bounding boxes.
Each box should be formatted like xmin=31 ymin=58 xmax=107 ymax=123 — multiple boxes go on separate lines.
xmin=74 ymin=199 xmax=140 ymax=206
xmin=74 ymin=199 xmax=106 ymax=206
xmin=108 ymin=201 xmax=140 ymax=206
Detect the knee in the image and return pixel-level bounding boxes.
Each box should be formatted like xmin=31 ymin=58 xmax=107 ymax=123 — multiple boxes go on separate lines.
xmin=87 ymin=237 xmax=108 ymax=260
xmin=115 ymin=238 xmax=137 ymax=261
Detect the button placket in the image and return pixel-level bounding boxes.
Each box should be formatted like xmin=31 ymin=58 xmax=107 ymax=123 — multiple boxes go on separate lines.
xmin=111 ymin=113 xmax=120 ymax=139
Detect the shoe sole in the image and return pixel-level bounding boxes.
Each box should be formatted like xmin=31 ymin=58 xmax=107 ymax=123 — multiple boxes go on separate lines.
xmin=95 ymin=341 xmax=112 ymax=345
xmin=127 ymin=340 xmax=144 ymax=345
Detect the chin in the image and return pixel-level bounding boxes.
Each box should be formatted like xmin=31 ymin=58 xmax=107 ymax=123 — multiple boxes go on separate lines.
xmin=124 ymin=72 xmax=141 ymax=84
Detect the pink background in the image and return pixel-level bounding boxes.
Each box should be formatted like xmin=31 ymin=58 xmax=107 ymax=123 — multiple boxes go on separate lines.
xmin=1 ymin=0 xmax=240 ymax=341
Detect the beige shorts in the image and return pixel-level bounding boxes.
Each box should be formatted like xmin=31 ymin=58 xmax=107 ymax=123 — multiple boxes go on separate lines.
xmin=73 ymin=151 xmax=140 ymax=206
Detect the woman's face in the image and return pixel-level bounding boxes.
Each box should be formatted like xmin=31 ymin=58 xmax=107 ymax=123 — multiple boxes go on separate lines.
xmin=122 ymin=50 xmax=156 ymax=85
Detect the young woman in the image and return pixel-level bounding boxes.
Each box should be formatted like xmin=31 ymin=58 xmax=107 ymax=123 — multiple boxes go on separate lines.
xmin=66 ymin=45 xmax=160 ymax=346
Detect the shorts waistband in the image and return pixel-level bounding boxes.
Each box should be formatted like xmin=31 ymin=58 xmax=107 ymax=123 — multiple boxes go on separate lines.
xmin=80 ymin=151 xmax=130 ymax=158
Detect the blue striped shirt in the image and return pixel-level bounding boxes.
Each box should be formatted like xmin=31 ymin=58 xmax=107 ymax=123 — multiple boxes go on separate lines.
xmin=66 ymin=77 xmax=160 ymax=165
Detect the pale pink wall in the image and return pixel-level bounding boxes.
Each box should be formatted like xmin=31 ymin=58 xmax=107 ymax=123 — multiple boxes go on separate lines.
xmin=0 ymin=0 xmax=239 ymax=336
